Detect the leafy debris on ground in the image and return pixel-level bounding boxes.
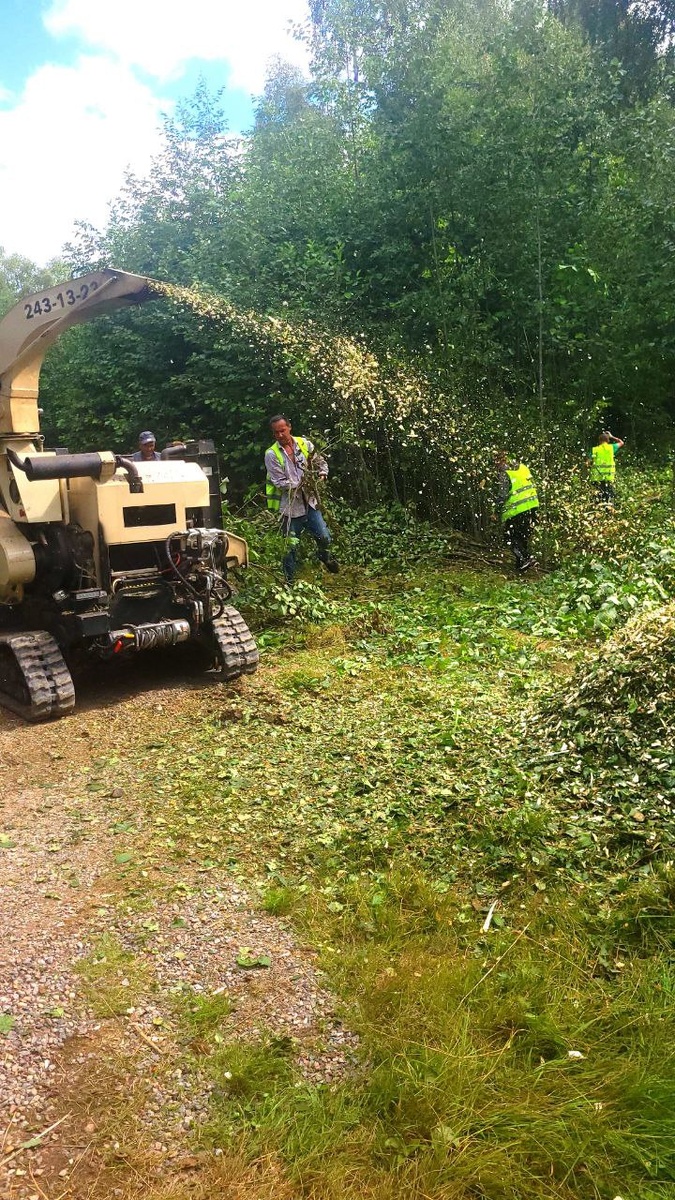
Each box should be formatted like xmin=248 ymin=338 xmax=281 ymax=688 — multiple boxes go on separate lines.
xmin=526 ymin=601 xmax=675 ymax=868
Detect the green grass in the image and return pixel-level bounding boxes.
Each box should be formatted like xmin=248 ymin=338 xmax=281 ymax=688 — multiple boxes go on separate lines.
xmin=192 ymin=873 xmax=672 ymax=1200
xmin=74 ymin=933 xmax=152 ymax=1016
xmin=194 ymin=875 xmax=675 ymax=1199
xmin=173 ymin=988 xmax=233 ymax=1036
xmin=80 ymin=481 xmax=675 ymax=1198
xmin=261 ymin=885 xmax=296 ymax=916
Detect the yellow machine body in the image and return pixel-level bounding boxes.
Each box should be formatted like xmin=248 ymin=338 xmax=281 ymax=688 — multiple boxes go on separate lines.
xmin=0 ymin=268 xmax=258 ymax=721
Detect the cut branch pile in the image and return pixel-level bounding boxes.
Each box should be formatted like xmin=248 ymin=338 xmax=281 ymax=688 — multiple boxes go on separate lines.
xmin=529 ymin=602 xmax=675 ymax=816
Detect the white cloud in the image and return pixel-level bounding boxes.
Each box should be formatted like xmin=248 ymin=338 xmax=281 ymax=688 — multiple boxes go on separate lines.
xmin=0 ymin=1 xmax=312 ymax=262
xmin=0 ymin=56 xmax=168 ymax=263
xmin=45 ymin=0 xmax=311 ymax=91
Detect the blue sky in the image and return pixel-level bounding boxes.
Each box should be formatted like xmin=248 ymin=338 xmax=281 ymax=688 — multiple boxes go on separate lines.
xmin=0 ymin=0 xmax=310 ymax=263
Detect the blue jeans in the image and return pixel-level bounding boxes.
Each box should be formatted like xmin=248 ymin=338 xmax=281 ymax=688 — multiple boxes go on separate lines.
xmin=281 ymin=507 xmax=332 ymax=582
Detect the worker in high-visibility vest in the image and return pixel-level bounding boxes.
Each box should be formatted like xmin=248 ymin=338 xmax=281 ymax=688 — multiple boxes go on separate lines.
xmin=264 ymin=414 xmax=339 ymax=584
xmin=588 ymin=430 xmax=624 ymax=503
xmin=495 ymin=452 xmax=540 ymax=574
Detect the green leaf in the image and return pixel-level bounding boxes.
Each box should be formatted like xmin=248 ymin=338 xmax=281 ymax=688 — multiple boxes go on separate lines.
xmin=236 ymin=948 xmax=271 ymax=969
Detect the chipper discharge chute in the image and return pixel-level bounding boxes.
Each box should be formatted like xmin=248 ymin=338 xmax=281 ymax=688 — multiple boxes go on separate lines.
xmin=0 ymin=267 xmax=259 ymax=720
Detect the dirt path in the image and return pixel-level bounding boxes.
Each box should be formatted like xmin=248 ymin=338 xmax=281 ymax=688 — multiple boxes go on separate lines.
xmin=0 ymin=663 xmax=355 ymax=1199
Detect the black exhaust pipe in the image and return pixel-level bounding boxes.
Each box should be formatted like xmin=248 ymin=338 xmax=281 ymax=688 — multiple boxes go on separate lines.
xmin=7 ymin=447 xmax=109 ymax=480
xmin=7 ymin=448 xmax=143 ymax=492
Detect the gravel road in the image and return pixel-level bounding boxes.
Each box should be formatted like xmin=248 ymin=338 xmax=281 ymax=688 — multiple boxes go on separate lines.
xmin=0 ymin=669 xmax=357 ymax=1199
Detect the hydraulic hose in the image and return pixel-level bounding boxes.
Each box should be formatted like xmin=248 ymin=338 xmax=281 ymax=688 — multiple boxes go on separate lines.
xmin=163 ymin=533 xmax=232 ymax=618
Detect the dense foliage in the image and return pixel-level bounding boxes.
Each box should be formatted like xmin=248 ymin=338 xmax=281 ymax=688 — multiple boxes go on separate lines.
xmin=5 ymin=0 xmax=668 ymax=522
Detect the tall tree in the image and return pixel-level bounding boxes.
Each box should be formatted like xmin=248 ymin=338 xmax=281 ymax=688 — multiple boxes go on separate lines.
xmin=0 ymin=249 xmax=67 ymax=313
xmin=548 ymin=0 xmax=675 ymax=95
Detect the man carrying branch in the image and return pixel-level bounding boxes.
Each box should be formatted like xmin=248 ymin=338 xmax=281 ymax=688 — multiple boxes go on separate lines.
xmin=265 ymin=414 xmax=339 ymax=584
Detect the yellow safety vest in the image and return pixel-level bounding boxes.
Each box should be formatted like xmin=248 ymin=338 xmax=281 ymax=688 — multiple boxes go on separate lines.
xmin=502 ymin=464 xmax=540 ymax=522
xmin=265 ymin=437 xmax=310 ymax=511
xmin=590 ymin=442 xmax=615 ymax=483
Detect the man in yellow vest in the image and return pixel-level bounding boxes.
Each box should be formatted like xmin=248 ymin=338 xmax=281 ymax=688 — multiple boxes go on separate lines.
xmin=496 ymin=452 xmax=540 ymax=574
xmin=264 ymin=414 xmax=339 ymax=584
xmin=588 ymin=430 xmax=624 ymax=503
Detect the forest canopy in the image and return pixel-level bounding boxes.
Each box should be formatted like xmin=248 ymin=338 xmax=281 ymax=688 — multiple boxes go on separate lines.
xmin=5 ymin=0 xmax=675 ymax=518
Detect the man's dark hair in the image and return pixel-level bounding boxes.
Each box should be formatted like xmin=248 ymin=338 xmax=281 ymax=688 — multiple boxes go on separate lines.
xmin=269 ymin=414 xmax=289 ymax=428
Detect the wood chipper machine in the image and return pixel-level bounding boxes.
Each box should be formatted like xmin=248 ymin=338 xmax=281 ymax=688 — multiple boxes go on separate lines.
xmin=0 ymin=267 xmax=258 ymax=720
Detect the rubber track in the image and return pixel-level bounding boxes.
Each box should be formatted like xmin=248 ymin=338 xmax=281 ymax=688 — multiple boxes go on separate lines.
xmin=210 ymin=607 xmax=259 ymax=682
xmin=0 ymin=630 xmax=75 ymax=722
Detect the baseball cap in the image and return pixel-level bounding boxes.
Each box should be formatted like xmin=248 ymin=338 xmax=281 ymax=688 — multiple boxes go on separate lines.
xmin=139 ymin=430 xmax=156 ymax=444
